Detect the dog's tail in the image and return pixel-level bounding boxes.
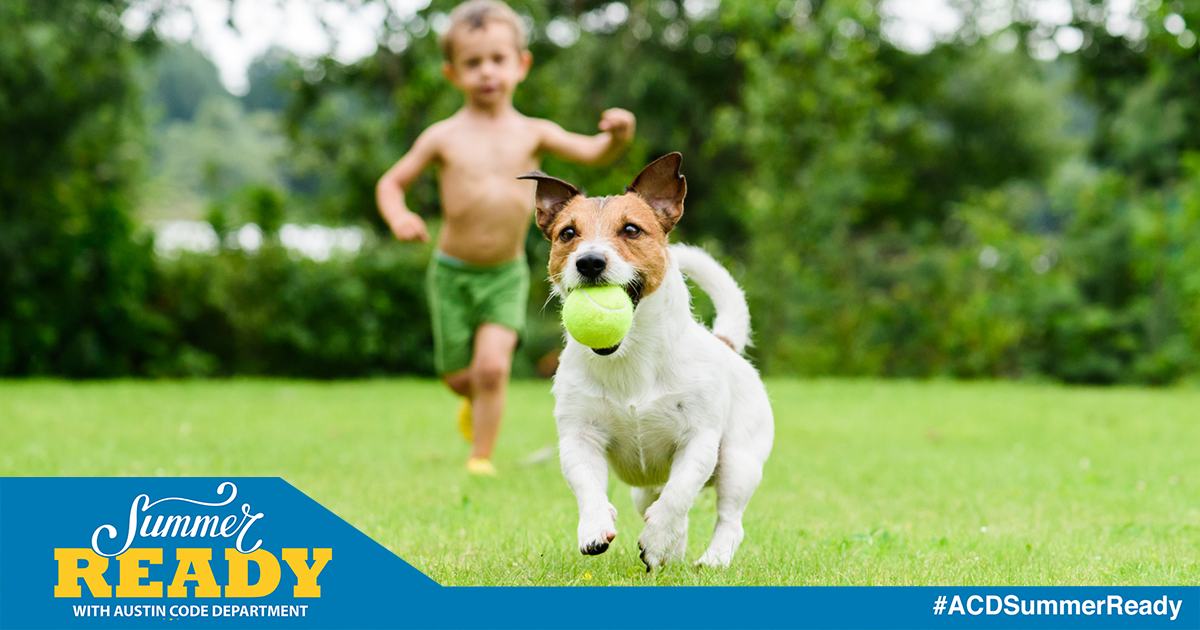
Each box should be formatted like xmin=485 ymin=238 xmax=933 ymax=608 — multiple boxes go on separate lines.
xmin=671 ymin=244 xmax=751 ymax=354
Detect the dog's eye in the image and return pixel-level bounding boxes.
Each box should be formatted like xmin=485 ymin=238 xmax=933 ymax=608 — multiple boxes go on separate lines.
xmin=559 ymin=227 xmax=576 ymax=242
xmin=623 ymin=223 xmax=642 ymax=239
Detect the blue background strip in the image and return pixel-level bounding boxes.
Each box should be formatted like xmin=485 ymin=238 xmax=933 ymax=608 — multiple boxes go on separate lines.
xmin=1 ymin=478 xmax=1195 ymax=630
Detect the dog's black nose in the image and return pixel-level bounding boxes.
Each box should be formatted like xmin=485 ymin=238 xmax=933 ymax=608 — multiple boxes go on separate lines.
xmin=576 ymin=253 xmax=607 ymax=280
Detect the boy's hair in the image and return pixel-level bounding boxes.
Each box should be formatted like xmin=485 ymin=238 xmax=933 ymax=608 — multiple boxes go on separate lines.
xmin=439 ymin=0 xmax=528 ymax=61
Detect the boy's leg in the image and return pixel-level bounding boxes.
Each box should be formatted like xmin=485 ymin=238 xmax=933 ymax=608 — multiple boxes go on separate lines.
xmin=443 ymin=370 xmax=471 ymax=397
xmin=468 ymin=322 xmax=518 ymax=460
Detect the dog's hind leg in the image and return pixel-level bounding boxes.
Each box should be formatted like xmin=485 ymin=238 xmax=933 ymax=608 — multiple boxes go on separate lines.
xmin=696 ymin=448 xmax=763 ymax=568
xmin=631 ymin=486 xmax=662 ymax=519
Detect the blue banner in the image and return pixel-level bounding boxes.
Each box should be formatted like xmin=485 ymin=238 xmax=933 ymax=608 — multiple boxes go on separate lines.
xmin=1 ymin=478 xmax=1195 ymax=629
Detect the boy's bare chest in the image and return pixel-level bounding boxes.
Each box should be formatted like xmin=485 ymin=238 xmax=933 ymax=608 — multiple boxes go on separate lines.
xmin=439 ymin=128 xmax=540 ymax=176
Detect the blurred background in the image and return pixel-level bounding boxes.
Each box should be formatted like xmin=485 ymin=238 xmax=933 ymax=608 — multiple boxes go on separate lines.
xmin=3 ymin=0 xmax=1199 ymax=384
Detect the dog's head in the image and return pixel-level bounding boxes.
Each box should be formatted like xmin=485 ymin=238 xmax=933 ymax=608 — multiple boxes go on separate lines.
xmin=518 ymin=153 xmax=687 ymax=331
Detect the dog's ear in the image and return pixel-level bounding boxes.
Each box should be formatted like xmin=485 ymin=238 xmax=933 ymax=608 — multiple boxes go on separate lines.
xmin=627 ymin=152 xmax=686 ymax=232
xmin=517 ymin=171 xmax=581 ymax=239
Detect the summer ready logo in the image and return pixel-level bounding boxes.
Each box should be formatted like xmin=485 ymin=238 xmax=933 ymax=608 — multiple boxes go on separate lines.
xmin=56 ymin=481 xmax=329 ymax=619
xmin=0 ymin=477 xmax=435 ymax=629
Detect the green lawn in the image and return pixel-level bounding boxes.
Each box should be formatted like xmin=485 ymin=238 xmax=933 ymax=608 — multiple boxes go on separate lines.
xmin=2 ymin=379 xmax=1198 ymax=585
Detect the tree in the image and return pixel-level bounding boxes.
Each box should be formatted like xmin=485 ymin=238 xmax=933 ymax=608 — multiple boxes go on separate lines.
xmin=145 ymin=42 xmax=229 ymax=122
xmin=0 ymin=0 xmax=165 ymax=376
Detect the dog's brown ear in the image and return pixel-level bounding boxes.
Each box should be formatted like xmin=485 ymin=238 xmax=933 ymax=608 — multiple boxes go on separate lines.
xmin=627 ymin=152 xmax=686 ymax=232
xmin=517 ymin=171 xmax=581 ymax=238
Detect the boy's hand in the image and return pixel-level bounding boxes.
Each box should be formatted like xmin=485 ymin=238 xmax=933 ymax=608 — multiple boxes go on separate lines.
xmin=599 ymin=108 xmax=636 ymax=145
xmin=388 ymin=211 xmax=430 ymax=243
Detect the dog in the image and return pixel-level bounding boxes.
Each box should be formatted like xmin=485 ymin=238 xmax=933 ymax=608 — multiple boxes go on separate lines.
xmin=517 ymin=153 xmax=774 ymax=570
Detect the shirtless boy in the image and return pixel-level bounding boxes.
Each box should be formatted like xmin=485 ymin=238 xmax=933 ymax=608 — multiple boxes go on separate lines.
xmin=376 ymin=0 xmax=635 ymax=475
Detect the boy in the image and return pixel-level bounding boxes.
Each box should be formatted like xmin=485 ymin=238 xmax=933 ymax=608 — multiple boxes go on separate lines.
xmin=376 ymin=0 xmax=635 ymax=475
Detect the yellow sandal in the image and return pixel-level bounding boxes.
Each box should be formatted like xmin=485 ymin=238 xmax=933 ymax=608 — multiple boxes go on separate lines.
xmin=466 ymin=457 xmax=496 ymax=476
xmin=457 ymin=398 xmax=473 ymax=442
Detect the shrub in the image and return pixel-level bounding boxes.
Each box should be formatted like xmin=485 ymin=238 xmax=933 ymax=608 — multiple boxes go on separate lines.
xmin=0 ymin=0 xmax=169 ymax=377
xmin=150 ymin=235 xmax=565 ymax=379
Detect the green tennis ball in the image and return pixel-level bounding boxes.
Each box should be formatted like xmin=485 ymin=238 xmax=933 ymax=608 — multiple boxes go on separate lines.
xmin=562 ymin=285 xmax=634 ymax=349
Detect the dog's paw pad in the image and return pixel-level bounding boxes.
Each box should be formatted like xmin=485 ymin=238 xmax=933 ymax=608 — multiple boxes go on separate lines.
xmin=582 ymin=541 xmax=610 ymax=556
xmin=578 ymin=527 xmax=617 ymax=556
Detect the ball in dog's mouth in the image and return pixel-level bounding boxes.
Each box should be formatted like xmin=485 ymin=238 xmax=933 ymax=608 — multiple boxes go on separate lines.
xmin=584 ymin=278 xmax=643 ymax=356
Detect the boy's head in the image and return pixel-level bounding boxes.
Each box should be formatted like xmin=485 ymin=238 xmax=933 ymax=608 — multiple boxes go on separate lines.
xmin=440 ymin=0 xmax=532 ymax=106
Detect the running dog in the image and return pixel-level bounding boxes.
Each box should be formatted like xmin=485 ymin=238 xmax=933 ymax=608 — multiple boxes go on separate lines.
xmin=518 ymin=153 xmax=774 ymax=570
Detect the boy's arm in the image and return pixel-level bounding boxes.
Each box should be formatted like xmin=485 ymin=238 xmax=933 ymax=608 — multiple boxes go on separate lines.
xmin=376 ymin=128 xmax=441 ymax=243
xmin=536 ymin=108 xmax=635 ymax=167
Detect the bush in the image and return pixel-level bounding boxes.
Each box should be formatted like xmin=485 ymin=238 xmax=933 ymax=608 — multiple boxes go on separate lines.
xmin=151 ymin=242 xmax=433 ymax=377
xmin=0 ymin=0 xmax=169 ymax=377
xmin=149 ymin=234 xmax=565 ymax=379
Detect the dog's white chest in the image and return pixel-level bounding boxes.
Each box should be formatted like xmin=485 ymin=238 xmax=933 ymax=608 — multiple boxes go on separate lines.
xmin=596 ymin=393 xmax=687 ymax=488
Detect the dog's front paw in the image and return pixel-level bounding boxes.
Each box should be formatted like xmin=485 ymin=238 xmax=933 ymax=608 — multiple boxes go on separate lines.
xmin=638 ymin=504 xmax=687 ymax=571
xmin=577 ymin=503 xmax=618 ymax=556
xmin=637 ymin=541 xmax=667 ymax=571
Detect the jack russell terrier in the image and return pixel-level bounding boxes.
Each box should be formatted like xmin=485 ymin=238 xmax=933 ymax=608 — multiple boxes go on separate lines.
xmin=518 ymin=153 xmax=774 ymax=570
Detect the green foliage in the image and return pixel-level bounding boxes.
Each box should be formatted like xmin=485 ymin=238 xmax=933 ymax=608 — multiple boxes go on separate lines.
xmin=148 ymin=237 xmax=564 ymax=379
xmin=246 ymin=186 xmax=284 ymax=235
xmin=0 ymin=0 xmax=167 ymax=377
xmin=140 ymin=96 xmax=289 ymax=221
xmin=152 ymin=242 xmax=436 ymax=377
xmin=1074 ymin=0 xmax=1200 ymax=183
xmin=869 ymin=45 xmax=1072 ymax=226
xmin=243 ymin=48 xmax=294 ymax=113
xmin=144 ymin=43 xmax=228 ymax=122
xmin=190 ymin=0 xmax=1200 ymax=383
xmin=8 ymin=0 xmax=1200 ymax=383
xmin=138 ymin=46 xmax=297 ymax=221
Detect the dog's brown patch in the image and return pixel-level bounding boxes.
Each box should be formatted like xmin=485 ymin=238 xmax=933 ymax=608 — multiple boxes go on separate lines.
xmin=522 ymin=153 xmax=687 ymax=300
xmin=544 ymin=195 xmax=589 ymax=284
xmin=545 ymin=194 xmax=670 ymax=297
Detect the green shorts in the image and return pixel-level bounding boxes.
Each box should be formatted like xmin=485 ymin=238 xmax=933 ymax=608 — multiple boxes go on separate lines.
xmin=426 ymin=251 xmax=529 ymax=375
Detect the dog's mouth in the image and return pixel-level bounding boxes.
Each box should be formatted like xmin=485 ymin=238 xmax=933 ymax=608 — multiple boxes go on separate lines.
xmin=624 ymin=277 xmax=644 ymax=309
xmin=584 ymin=277 xmax=643 ymax=356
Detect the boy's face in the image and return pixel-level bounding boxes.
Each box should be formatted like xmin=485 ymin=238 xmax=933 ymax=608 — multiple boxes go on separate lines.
xmin=443 ymin=21 xmax=531 ymax=106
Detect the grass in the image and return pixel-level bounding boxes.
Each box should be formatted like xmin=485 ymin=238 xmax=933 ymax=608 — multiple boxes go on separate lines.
xmin=2 ymin=378 xmax=1199 ymax=585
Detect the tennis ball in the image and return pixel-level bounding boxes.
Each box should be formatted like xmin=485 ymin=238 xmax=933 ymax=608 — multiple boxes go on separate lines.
xmin=562 ymin=285 xmax=633 ymax=349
